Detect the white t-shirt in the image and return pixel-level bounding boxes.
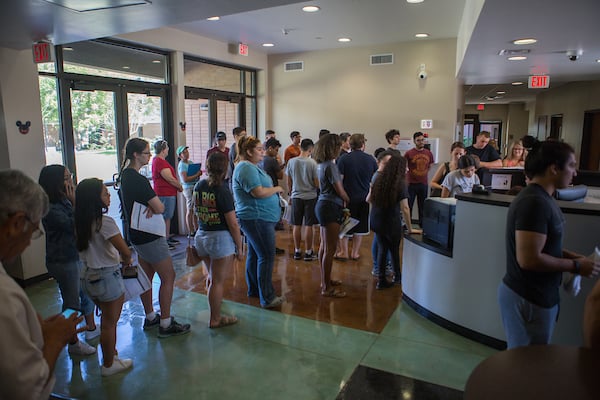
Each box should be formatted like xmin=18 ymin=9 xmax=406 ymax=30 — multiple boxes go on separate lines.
xmin=441 ymin=169 xmax=480 ymax=197
xmin=79 ymin=215 xmax=122 ymax=269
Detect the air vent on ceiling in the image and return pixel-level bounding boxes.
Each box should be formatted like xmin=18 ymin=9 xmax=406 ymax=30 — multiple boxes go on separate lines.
xmin=284 ymin=61 xmax=304 ymax=72
xmin=370 ymin=53 xmax=394 ymax=65
xmin=498 ymin=49 xmax=531 ymax=56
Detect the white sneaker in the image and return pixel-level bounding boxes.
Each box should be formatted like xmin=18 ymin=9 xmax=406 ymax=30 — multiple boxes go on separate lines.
xmin=101 ymin=357 xmax=133 ymax=377
xmin=68 ymin=340 xmax=96 ymax=356
xmin=85 ymin=326 xmax=101 ymax=341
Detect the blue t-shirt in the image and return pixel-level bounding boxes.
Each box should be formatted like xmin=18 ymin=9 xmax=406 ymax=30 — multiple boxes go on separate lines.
xmin=178 ymin=160 xmax=197 ymax=189
xmin=232 ymin=161 xmax=280 ymax=222
xmin=317 ymin=160 xmax=344 ymax=206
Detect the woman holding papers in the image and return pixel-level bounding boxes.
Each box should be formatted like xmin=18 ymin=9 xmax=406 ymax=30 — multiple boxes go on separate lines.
xmin=232 ymin=136 xmax=285 ymax=309
xmin=194 ymin=152 xmax=243 ymax=327
xmin=75 ymin=178 xmax=133 ymax=376
xmin=313 ymin=133 xmax=350 ymax=298
xmin=118 ymin=137 xmax=190 ymax=338
xmin=367 ymin=154 xmax=421 ymax=290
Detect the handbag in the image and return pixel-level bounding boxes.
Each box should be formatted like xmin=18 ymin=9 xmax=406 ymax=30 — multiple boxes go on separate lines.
xmin=186 ymin=237 xmax=202 ymax=266
xmin=123 ymin=264 xmax=151 ymax=302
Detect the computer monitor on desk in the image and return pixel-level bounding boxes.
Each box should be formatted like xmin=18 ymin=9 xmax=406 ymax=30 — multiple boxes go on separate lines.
xmin=479 ymin=168 xmax=527 ymax=193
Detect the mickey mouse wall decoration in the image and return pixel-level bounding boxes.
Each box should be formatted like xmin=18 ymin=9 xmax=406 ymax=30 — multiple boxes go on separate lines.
xmin=16 ymin=121 xmax=31 ymax=135
xmin=179 ymin=122 xmax=186 ymax=132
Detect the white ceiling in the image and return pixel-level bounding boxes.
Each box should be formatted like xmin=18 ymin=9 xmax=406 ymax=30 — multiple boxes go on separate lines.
xmin=2 ymin=0 xmax=600 ymax=105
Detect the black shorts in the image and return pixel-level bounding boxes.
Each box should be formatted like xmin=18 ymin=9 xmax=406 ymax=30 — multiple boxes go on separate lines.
xmin=291 ymin=197 xmax=318 ymax=226
xmin=347 ymin=201 xmax=370 ymax=235
xmin=315 ymin=200 xmax=344 ymax=226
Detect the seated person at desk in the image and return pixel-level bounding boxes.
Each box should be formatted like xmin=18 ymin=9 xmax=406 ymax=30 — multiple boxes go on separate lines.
xmin=466 ymin=131 xmax=502 ymax=169
xmin=429 ymin=141 xmax=466 ymax=197
xmin=441 ymin=154 xmax=480 ymax=198
xmin=503 ymin=140 xmax=526 ymax=168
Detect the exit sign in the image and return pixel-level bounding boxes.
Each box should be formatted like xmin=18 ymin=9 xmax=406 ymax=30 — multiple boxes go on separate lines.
xmin=32 ymin=41 xmax=54 ymax=64
xmin=238 ymin=43 xmax=249 ymax=56
xmin=528 ymin=75 xmax=550 ymax=89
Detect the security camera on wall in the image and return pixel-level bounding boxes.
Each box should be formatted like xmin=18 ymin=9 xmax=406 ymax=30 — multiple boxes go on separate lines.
xmin=418 ymin=64 xmax=427 ymax=80
xmin=566 ymin=49 xmax=583 ymax=61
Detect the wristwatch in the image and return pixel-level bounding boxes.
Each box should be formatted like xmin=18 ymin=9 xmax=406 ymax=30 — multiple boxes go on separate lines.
xmin=572 ymin=259 xmax=581 ymax=275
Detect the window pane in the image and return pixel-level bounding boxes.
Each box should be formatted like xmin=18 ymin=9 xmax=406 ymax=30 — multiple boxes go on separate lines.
xmin=184 ymin=60 xmax=241 ymax=92
xmin=184 ymin=98 xmax=211 ymax=171
xmin=39 ymin=76 xmax=63 ymax=165
xmin=128 ymin=93 xmax=164 ymax=178
xmin=245 ymin=71 xmax=254 ymax=95
xmin=71 ymin=89 xmax=118 ymax=182
xmin=37 ymin=63 xmax=56 ymax=73
xmin=63 ymin=41 xmax=167 ymax=83
xmin=246 ymin=98 xmax=256 ymax=138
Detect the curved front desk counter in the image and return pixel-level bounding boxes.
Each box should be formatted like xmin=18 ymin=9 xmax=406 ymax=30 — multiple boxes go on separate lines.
xmin=402 ymin=192 xmax=600 ymax=349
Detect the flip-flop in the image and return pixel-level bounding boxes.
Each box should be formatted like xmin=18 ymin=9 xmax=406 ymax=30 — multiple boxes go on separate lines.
xmin=350 ymin=256 xmax=360 ymax=261
xmin=321 ymin=288 xmax=347 ymax=298
xmin=330 ymin=279 xmax=342 ymax=286
xmin=209 ymin=315 xmax=238 ymax=329
xmin=334 ymin=256 xmax=348 ymax=261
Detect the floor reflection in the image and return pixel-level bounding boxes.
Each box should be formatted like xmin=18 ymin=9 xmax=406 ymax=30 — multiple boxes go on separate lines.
xmin=175 ymin=228 xmax=403 ymax=333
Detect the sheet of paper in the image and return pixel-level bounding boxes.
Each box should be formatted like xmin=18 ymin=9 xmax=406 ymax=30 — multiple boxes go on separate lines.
xmin=130 ymin=201 xmax=166 ymax=237
xmin=339 ymin=217 xmax=359 ymax=239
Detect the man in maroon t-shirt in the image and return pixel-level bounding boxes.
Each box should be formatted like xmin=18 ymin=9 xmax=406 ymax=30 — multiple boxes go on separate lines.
xmin=404 ymin=131 xmax=434 ymax=225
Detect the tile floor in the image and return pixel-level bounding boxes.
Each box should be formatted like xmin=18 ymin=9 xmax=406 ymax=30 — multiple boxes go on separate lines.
xmin=25 ymin=234 xmax=497 ymax=399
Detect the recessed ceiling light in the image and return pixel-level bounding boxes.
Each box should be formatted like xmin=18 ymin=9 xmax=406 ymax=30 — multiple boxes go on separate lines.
xmin=122 ymin=66 xmax=130 ymax=69
xmin=407 ymin=0 xmax=425 ymax=3
xmin=596 ymin=59 xmax=600 ymax=63
xmin=338 ymin=37 xmax=352 ymax=43
xmin=302 ymin=5 xmax=320 ymax=12
xmin=511 ymin=81 xmax=524 ymax=85
xmin=496 ymin=91 xmax=506 ymax=94
xmin=512 ymin=38 xmax=537 ymax=45
xmin=262 ymin=43 xmax=274 ymax=47
xmin=415 ymin=33 xmax=429 ymax=38
xmin=63 ymin=46 xmax=73 ymax=51
xmin=206 ymin=16 xmax=220 ymax=21
xmin=152 ymin=60 xmax=161 ymax=64
xmin=508 ymin=56 xmax=527 ymax=61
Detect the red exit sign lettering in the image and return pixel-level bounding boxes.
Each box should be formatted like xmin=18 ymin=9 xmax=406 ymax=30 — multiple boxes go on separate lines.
xmin=32 ymin=42 xmax=55 ymax=64
xmin=528 ymin=75 xmax=550 ymax=89
xmin=238 ymin=43 xmax=249 ymax=56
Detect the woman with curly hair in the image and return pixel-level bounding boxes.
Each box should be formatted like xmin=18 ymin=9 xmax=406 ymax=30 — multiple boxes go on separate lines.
xmin=368 ymin=154 xmax=421 ymax=289
xmin=313 ymin=133 xmax=350 ymax=298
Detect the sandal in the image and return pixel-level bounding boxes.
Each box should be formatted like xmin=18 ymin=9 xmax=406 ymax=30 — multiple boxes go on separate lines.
xmin=330 ymin=279 xmax=342 ymax=286
xmin=209 ymin=315 xmax=238 ymax=329
xmin=321 ymin=288 xmax=347 ymax=298
xmin=334 ymin=256 xmax=348 ymax=261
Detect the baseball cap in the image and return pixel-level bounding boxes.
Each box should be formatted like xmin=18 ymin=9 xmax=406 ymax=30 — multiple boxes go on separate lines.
xmin=176 ymin=145 xmax=188 ymax=155
xmin=216 ymin=131 xmax=226 ymax=140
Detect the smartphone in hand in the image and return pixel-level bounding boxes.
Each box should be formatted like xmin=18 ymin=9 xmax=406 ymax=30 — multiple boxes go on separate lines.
xmin=61 ymin=308 xmax=80 ymax=318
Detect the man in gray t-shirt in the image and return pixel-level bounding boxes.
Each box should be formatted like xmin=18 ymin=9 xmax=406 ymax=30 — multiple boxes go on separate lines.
xmin=286 ymin=138 xmax=319 ymax=260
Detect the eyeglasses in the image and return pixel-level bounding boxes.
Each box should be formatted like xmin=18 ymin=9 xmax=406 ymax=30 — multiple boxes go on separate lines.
xmin=24 ymin=215 xmax=43 ymax=240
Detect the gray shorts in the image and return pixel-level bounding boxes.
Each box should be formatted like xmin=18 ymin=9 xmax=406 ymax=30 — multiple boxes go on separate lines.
xmin=82 ymin=265 xmax=125 ymax=303
xmin=195 ymin=230 xmax=236 ymax=259
xmin=133 ymin=237 xmax=171 ymax=264
xmin=183 ymin=187 xmax=194 ymax=210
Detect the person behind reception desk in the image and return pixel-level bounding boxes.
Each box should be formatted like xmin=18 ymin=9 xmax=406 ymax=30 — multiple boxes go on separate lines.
xmin=498 ymin=139 xmax=600 ymax=349
xmin=440 ymin=154 xmax=480 ymax=198
xmin=466 ymin=131 xmax=502 ymax=169
xmin=429 ymin=141 xmax=466 ymax=197
xmin=502 ymin=140 xmax=526 ymax=168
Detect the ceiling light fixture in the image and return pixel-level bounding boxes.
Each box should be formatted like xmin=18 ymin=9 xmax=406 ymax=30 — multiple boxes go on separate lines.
xmin=122 ymin=66 xmax=131 ymax=69
xmin=63 ymin=46 xmax=73 ymax=51
xmin=152 ymin=60 xmax=161 ymax=64
xmin=511 ymin=81 xmax=524 ymax=85
xmin=207 ymin=16 xmax=220 ymax=21
xmin=596 ymin=59 xmax=600 ymax=63
xmin=512 ymin=38 xmax=537 ymax=45
xmin=302 ymin=5 xmax=320 ymax=12
xmin=415 ymin=33 xmax=429 ymax=38
xmin=508 ymin=56 xmax=527 ymax=61
xmin=262 ymin=43 xmax=274 ymax=47
xmin=338 ymin=37 xmax=352 ymax=43
xmin=406 ymin=0 xmax=425 ymax=3
xmin=496 ymin=91 xmax=506 ymax=94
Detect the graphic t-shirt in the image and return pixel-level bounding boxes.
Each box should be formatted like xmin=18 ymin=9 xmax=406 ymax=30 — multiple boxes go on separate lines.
xmin=194 ymin=179 xmax=235 ymax=231
xmin=405 ymin=148 xmax=434 ymax=185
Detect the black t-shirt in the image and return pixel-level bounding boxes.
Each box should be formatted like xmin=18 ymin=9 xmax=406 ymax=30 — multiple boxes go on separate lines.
xmin=119 ymin=168 xmax=161 ymax=245
xmin=466 ymin=145 xmax=501 ymax=163
xmin=369 ymin=181 xmax=409 ymax=234
xmin=503 ymin=183 xmax=565 ymax=308
xmin=260 ymin=155 xmax=280 ymax=187
xmin=193 ymin=179 xmax=235 ymax=231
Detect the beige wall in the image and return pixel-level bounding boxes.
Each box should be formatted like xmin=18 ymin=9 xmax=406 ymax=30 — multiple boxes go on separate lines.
xmin=0 ymin=47 xmax=48 ymax=279
xmin=532 ymin=81 xmax=600 ymax=158
xmin=269 ymin=39 xmax=459 ymax=155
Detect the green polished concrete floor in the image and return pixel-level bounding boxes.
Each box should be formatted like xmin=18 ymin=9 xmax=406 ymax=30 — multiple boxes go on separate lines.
xmin=25 ymin=258 xmax=497 ymax=399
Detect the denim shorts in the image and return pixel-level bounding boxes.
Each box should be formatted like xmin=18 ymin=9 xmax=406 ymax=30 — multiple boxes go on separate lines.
xmin=82 ymin=265 xmax=125 ymax=303
xmin=315 ymin=199 xmax=344 ymax=226
xmin=159 ymin=196 xmax=176 ymax=219
xmin=194 ymin=229 xmax=236 ymax=259
xmin=133 ymin=237 xmax=170 ymax=264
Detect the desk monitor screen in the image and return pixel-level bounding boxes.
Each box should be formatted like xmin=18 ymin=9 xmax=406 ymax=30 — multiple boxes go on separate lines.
xmin=481 ymin=168 xmax=526 ymax=192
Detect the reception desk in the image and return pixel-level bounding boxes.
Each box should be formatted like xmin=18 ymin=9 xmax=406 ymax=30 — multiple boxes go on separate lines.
xmin=402 ymin=192 xmax=600 ymax=349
